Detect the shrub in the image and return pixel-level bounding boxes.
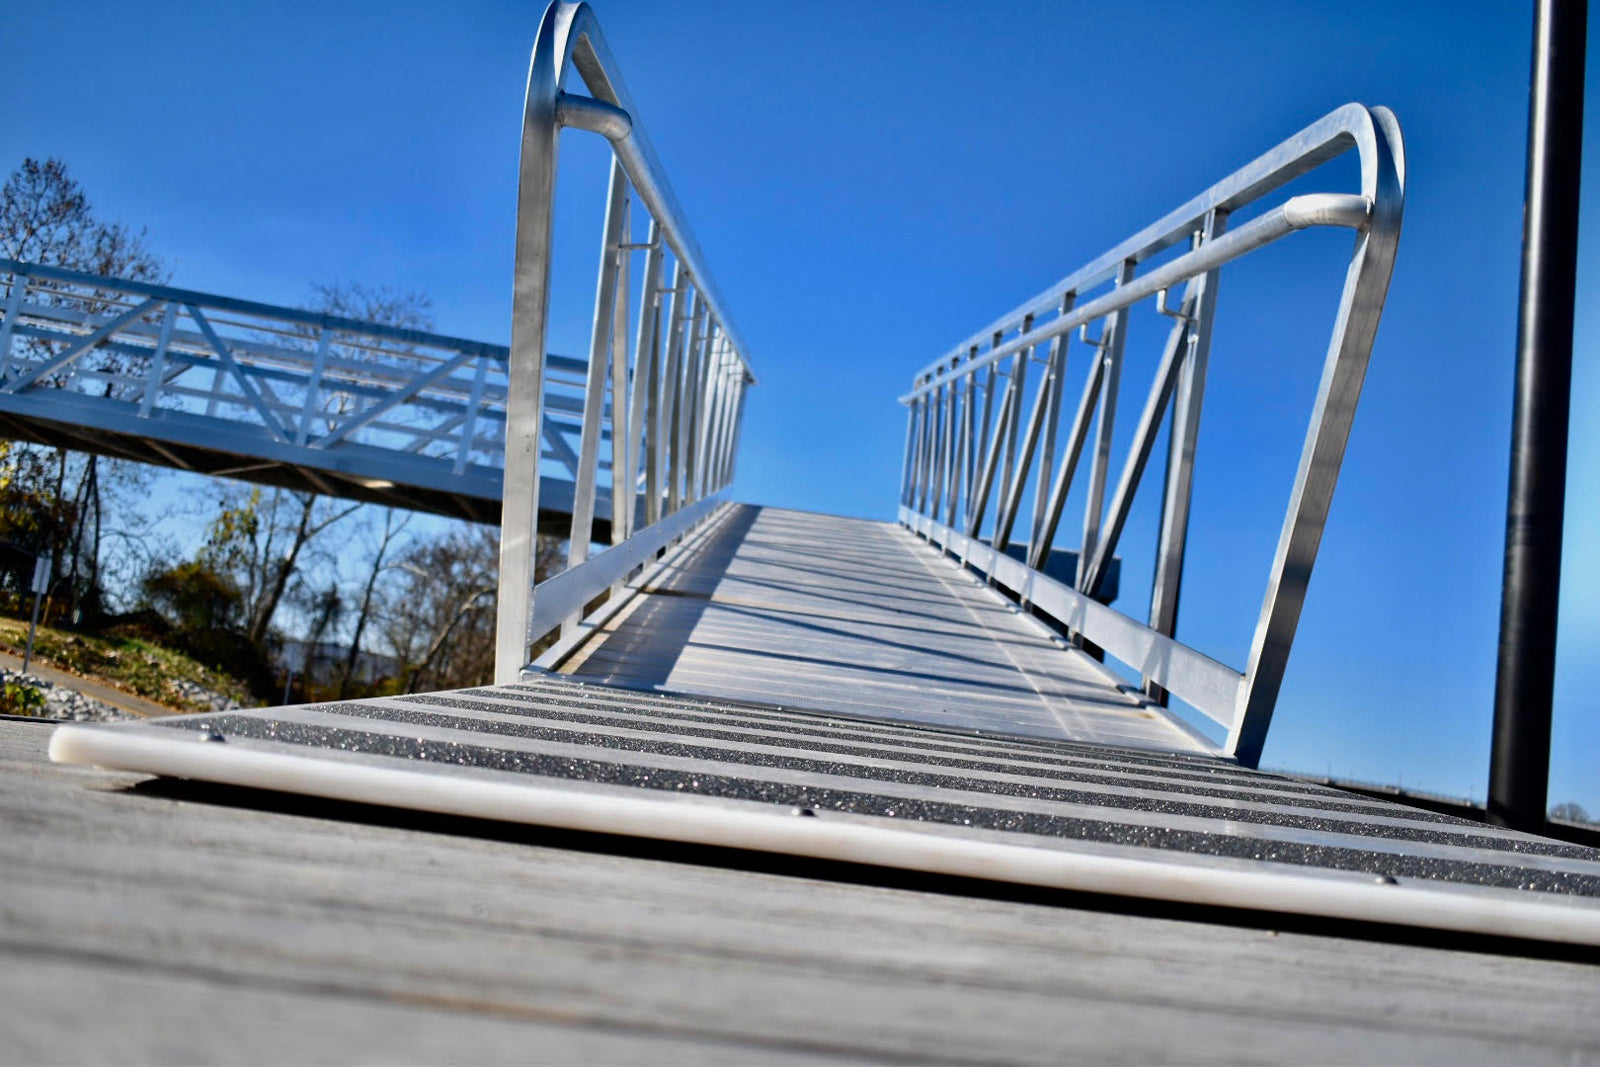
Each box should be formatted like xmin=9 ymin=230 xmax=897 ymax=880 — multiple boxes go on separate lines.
xmin=0 ymin=680 xmax=45 ymax=717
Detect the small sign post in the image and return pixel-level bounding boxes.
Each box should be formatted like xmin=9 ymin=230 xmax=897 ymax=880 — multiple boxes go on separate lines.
xmin=23 ymin=555 xmax=49 ymax=674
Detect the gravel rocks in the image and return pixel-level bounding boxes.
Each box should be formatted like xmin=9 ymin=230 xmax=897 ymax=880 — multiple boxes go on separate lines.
xmin=168 ymin=678 xmax=243 ymax=713
xmin=1 ymin=669 xmax=139 ymax=723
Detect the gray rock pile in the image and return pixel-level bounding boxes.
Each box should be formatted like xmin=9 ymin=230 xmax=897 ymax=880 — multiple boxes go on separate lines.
xmin=168 ymin=678 xmax=243 ymax=713
xmin=0 ymin=669 xmax=139 ymax=723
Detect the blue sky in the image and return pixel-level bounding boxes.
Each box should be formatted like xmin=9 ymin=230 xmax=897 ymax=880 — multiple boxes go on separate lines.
xmin=7 ymin=0 xmax=1598 ymax=809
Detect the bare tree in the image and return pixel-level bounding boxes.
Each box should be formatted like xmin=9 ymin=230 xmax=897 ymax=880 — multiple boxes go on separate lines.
xmin=245 ymin=489 xmax=361 ymax=648
xmin=338 ymin=507 xmax=411 ymax=697
xmin=383 ymin=524 xmax=563 ymax=692
xmin=1 ymin=158 xmax=166 ymax=623
xmin=1549 ymin=802 xmax=1592 ymax=825
xmin=1 ymin=158 xmax=163 ymax=279
xmin=208 ymin=281 xmax=431 ymax=652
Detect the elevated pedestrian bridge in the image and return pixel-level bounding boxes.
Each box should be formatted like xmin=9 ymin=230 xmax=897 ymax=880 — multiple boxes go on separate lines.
xmin=0 ymin=258 xmax=746 ymax=535
xmin=40 ymin=0 xmax=1600 ymax=954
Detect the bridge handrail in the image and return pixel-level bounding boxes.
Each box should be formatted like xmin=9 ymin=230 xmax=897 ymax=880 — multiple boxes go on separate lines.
xmin=0 ymin=258 xmax=505 ymax=359
xmin=496 ymin=1 xmax=754 ymax=681
xmin=897 ymin=104 xmax=1404 ymax=767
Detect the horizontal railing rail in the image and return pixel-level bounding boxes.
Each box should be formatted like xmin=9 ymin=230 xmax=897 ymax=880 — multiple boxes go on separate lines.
xmin=898 ymin=103 xmax=1404 ymax=767
xmin=496 ymin=0 xmax=754 ymax=681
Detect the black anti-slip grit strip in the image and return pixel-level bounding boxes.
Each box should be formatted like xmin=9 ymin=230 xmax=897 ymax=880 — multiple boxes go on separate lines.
xmin=156 ymin=715 xmax=1600 ymax=894
xmin=396 ymin=694 xmax=1458 ymax=824
xmin=455 ymin=683 xmax=1359 ymax=797
xmin=244 ymin=701 xmax=1572 ymax=855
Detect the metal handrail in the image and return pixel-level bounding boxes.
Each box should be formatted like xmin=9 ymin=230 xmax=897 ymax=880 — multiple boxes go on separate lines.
xmin=495 ymin=1 xmax=754 ymax=681
xmin=898 ymin=104 xmax=1404 ymax=767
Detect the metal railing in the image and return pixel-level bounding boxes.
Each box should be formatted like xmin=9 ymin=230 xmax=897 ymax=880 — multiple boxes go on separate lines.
xmin=0 ymin=258 xmax=606 ymax=526
xmin=898 ymin=104 xmax=1404 ymax=767
xmin=495 ymin=1 xmax=755 ymax=681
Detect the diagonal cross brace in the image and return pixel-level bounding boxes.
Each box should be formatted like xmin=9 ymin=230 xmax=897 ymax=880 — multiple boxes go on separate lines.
xmin=185 ymin=304 xmax=293 ymax=442
xmin=311 ymin=349 xmax=477 ymax=450
xmin=1080 ymin=284 xmax=1199 ymax=598
xmin=3 ymin=298 xmax=163 ymax=393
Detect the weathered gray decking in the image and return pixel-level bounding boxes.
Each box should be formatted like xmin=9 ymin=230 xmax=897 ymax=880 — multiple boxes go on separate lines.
xmin=560 ymin=504 xmax=1208 ymax=754
xmin=7 ymin=721 xmax=1600 ymax=1064
xmin=16 ymin=501 xmax=1600 ymax=1062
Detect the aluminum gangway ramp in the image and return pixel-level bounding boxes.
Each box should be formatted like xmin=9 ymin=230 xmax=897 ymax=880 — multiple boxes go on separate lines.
xmin=37 ymin=0 xmax=1600 ymax=997
xmin=556 ymin=505 xmax=1205 ymax=753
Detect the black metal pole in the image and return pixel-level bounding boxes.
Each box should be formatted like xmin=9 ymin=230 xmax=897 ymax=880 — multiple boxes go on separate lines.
xmin=1489 ymin=0 xmax=1587 ymax=831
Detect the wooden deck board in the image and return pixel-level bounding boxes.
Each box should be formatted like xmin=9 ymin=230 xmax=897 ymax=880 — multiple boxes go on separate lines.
xmin=560 ymin=505 xmax=1209 ymax=753
xmin=7 ymin=720 xmax=1600 ymax=1064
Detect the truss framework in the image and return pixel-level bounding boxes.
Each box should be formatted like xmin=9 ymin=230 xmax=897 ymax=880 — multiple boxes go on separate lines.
xmin=0 ymin=258 xmax=604 ymax=527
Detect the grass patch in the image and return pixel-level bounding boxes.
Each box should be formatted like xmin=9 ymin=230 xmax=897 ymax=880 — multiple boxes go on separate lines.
xmin=0 ymin=616 xmax=254 ymax=713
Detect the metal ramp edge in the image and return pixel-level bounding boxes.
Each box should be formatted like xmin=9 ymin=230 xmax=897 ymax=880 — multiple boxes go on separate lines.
xmin=48 ymin=675 xmax=1600 ymax=948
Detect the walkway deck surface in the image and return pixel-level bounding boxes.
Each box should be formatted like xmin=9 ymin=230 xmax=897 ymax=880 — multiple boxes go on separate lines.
xmin=560 ymin=505 xmax=1209 ymax=754
xmin=9 ymin=720 xmax=1600 ymax=1064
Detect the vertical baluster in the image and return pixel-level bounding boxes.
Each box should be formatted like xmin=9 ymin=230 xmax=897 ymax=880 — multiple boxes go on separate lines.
xmin=1028 ymin=349 xmax=1106 ymax=574
xmin=296 ymin=327 xmax=332 ymax=445
xmin=139 ymin=303 xmax=178 ymax=418
xmin=994 ymin=316 xmax=1032 ymax=547
xmin=934 ymin=363 xmax=960 ymax=531
xmin=567 ymin=159 xmax=629 ymax=570
xmin=1026 ymin=292 xmax=1075 ymax=566
xmin=628 ymin=221 xmax=664 ymax=530
xmin=721 ymin=366 xmax=744 ymax=488
xmin=693 ymin=338 xmax=721 ymax=497
xmin=672 ymin=295 xmax=705 ymax=512
xmin=962 ymin=339 xmax=1001 ymax=564
xmin=917 ymin=389 xmax=936 ymax=514
xmin=929 ymin=380 xmax=947 ymax=519
xmin=900 ymin=394 xmax=918 ymax=507
xmin=966 ymin=342 xmax=1017 ymax=541
xmin=961 ymin=354 xmax=977 ymax=531
xmin=1080 ymin=283 xmax=1199 ymax=600
xmin=454 ymin=347 xmax=491 ymax=475
xmin=907 ymin=389 xmax=927 ymax=510
xmin=707 ymin=347 xmax=735 ymax=492
xmin=0 ymin=271 xmax=30 ymax=381
xmin=1076 ymin=259 xmax=1135 ymax=594
xmin=726 ymin=381 xmax=749 ymax=486
xmin=656 ymin=267 xmax=687 ymax=520
xmin=609 ymin=198 xmax=633 ymax=545
xmin=692 ymin=330 xmax=722 ymax=498
xmin=1148 ymin=211 xmax=1226 ymax=701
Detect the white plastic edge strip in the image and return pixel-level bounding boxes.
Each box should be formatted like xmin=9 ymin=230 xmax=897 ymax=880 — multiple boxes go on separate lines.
xmin=49 ymin=725 xmax=1600 ymax=947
